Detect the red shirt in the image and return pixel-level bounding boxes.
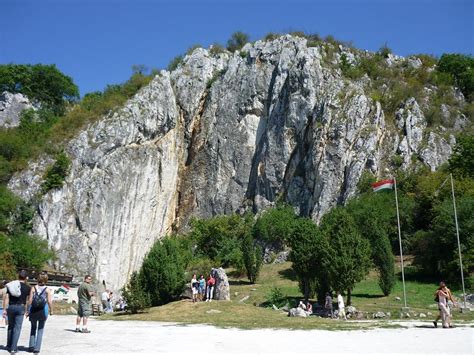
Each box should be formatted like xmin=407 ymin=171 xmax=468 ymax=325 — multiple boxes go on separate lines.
xmin=207 ymin=277 xmax=215 ymax=286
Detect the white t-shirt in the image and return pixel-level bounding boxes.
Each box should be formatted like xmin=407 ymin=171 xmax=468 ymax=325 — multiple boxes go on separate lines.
xmin=337 ymin=294 xmax=345 ymax=309
xmin=101 ymin=291 xmax=109 ymax=302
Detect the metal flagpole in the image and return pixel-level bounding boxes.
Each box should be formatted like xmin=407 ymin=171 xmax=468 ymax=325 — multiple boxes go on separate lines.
xmin=450 ymin=173 xmax=468 ymax=312
xmin=394 ymin=177 xmax=407 ymax=308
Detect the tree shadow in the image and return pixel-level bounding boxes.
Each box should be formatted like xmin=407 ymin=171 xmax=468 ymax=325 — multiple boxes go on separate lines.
xmin=278 ymin=267 xmax=298 ymax=281
xmin=351 ymin=293 xmax=385 ymax=299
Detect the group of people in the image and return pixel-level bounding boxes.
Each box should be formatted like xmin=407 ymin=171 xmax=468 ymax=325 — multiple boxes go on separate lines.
xmin=190 ymin=273 xmax=216 ymax=302
xmin=298 ymin=291 xmax=347 ymax=320
xmin=1 ymin=270 xmax=53 ymax=354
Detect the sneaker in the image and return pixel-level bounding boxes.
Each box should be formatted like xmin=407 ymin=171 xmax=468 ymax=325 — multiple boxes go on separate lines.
xmin=75 ymin=328 xmax=81 ymax=333
xmin=433 ymin=321 xmax=437 ymax=328
xmin=82 ymin=329 xmax=91 ymax=333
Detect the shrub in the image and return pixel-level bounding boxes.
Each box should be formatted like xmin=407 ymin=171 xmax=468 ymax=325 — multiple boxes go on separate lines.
xmin=227 ymin=31 xmax=250 ymax=52
xmin=186 ymin=44 xmax=202 ymax=56
xmin=378 ymin=43 xmax=392 ymax=59
xmin=9 ymin=233 xmax=55 ymax=269
xmin=264 ymin=32 xmax=280 ymax=41
xmin=41 ymin=152 xmax=71 ymax=193
xmin=167 ymin=55 xmax=184 ymax=72
xmin=266 ymin=286 xmax=286 ymax=308
xmin=122 ymin=271 xmax=151 ymax=314
xmin=253 ymin=204 xmax=297 ymax=248
xmin=209 ymin=43 xmax=226 ymax=56
xmin=187 ymin=257 xmax=214 ymax=279
xmin=139 ymin=237 xmax=187 ymax=306
xmin=437 ymin=54 xmax=474 ymax=101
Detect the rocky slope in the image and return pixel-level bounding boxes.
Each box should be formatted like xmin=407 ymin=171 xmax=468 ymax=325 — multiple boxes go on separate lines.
xmin=8 ymin=35 xmax=467 ymax=290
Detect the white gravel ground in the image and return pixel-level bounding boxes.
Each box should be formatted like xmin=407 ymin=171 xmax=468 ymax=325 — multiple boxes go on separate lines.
xmin=1 ymin=316 xmax=473 ymax=354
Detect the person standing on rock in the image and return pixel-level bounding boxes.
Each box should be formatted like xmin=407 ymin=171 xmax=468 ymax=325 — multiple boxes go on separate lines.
xmin=3 ymin=270 xmax=31 ymax=354
xmin=26 ymin=272 xmax=53 ymax=353
xmin=337 ymin=291 xmax=347 ymax=320
xmin=76 ymin=275 xmax=95 ymax=333
xmin=206 ymin=274 xmax=215 ymax=302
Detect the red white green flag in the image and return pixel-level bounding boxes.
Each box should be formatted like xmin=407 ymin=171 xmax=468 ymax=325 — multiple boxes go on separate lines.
xmin=371 ymin=179 xmax=394 ymax=192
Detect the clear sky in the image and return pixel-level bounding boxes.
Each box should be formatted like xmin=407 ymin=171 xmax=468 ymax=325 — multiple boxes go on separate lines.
xmin=2 ymin=0 xmax=473 ymax=96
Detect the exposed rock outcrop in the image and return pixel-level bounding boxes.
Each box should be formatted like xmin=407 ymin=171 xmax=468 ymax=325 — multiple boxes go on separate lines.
xmin=8 ymin=36 xmax=462 ymax=290
xmin=0 ymin=91 xmax=35 ymax=128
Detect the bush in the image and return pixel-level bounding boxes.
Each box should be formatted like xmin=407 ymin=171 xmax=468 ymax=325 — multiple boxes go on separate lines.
xmin=266 ymin=286 xmax=286 ymax=308
xmin=41 ymin=152 xmax=71 ymax=193
xmin=167 ymin=55 xmax=184 ymax=72
xmin=209 ymin=43 xmax=226 ymax=56
xmin=122 ymin=271 xmax=151 ymax=314
xmin=139 ymin=237 xmax=187 ymax=306
xmin=9 ymin=233 xmax=55 ymax=269
xmin=186 ymin=257 xmax=214 ymax=279
xmin=253 ymin=204 xmax=297 ymax=248
xmin=227 ymin=31 xmax=250 ymax=52
xmin=437 ymin=54 xmax=474 ymax=101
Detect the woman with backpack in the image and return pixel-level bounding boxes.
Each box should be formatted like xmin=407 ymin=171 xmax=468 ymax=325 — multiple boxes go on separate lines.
xmin=26 ymin=272 xmax=53 ymax=353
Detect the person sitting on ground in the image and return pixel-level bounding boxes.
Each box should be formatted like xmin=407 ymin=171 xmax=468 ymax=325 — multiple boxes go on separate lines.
xmin=298 ymin=300 xmax=307 ymax=311
xmin=305 ymin=301 xmax=313 ymax=315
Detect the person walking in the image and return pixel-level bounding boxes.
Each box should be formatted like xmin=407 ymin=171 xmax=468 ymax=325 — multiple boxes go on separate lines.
xmin=101 ymin=289 xmax=109 ymax=313
xmin=3 ymin=270 xmax=31 ymax=354
xmin=324 ymin=292 xmax=333 ymax=318
xmin=337 ymin=291 xmax=347 ymax=320
xmin=75 ymin=275 xmax=95 ymax=333
xmin=433 ymin=282 xmax=456 ymax=328
xmin=206 ymin=274 xmax=215 ymax=302
xmin=191 ymin=274 xmax=198 ymax=303
xmin=26 ymin=272 xmax=53 ymax=353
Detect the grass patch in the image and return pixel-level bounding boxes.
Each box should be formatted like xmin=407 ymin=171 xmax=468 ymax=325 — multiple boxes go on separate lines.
xmin=102 ymin=262 xmax=474 ymax=329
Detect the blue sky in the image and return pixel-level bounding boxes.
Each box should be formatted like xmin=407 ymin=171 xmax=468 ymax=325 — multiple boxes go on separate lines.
xmin=2 ymin=0 xmax=473 ymax=96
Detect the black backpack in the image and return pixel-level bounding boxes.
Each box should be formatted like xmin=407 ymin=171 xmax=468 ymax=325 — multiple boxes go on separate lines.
xmin=31 ymin=287 xmax=47 ymax=312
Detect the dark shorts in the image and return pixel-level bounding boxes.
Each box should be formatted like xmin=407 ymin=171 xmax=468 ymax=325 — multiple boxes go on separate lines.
xmin=78 ymin=301 xmax=92 ymax=317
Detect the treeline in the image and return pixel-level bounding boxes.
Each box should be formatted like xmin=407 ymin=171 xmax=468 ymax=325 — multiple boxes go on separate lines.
xmin=123 ymin=136 xmax=473 ymax=312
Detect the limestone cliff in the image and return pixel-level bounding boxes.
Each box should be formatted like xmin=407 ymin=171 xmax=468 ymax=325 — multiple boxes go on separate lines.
xmin=8 ymin=36 xmax=467 ymax=290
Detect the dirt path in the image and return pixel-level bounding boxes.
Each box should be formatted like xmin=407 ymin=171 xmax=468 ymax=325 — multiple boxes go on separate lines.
xmin=1 ymin=315 xmax=472 ymax=354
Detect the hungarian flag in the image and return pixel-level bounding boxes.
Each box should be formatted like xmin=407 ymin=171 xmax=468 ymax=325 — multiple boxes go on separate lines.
xmin=371 ymin=179 xmax=394 ymax=192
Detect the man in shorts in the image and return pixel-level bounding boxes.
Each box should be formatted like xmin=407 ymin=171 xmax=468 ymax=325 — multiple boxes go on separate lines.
xmin=76 ymin=275 xmax=95 ymax=333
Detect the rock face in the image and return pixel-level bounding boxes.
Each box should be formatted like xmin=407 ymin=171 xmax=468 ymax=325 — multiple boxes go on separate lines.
xmin=0 ymin=91 xmax=35 ymax=128
xmin=8 ymin=36 xmax=462 ymax=290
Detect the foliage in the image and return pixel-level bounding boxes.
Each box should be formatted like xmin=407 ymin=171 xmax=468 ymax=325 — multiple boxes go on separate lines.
xmin=252 ymin=203 xmax=297 ymax=248
xmin=0 ymin=64 xmax=79 ymax=114
xmin=209 ymin=43 xmax=226 ymax=56
xmin=347 ymin=197 xmax=396 ymax=296
xmin=139 ymin=237 xmax=188 ymax=306
xmin=319 ymin=208 xmax=371 ymax=304
xmin=378 ymin=43 xmax=392 ymax=58
xmin=226 ymin=31 xmax=250 ymax=52
xmin=41 ymin=152 xmax=71 ymax=193
xmin=436 ymin=54 xmax=474 ymax=101
xmin=9 ymin=233 xmax=55 ymax=269
xmin=121 ymin=271 xmax=151 ymax=314
xmin=241 ymin=232 xmax=263 ymax=283
xmin=449 ymin=135 xmax=474 ymax=178
xmin=186 ymin=44 xmax=202 ymax=55
xmin=287 ymin=217 xmax=326 ymax=301
xmin=186 ymin=257 xmax=214 ymax=279
xmin=265 ymin=286 xmax=286 ymax=308
xmin=191 ymin=214 xmax=252 ymax=268
xmin=167 ymin=55 xmax=184 ymax=72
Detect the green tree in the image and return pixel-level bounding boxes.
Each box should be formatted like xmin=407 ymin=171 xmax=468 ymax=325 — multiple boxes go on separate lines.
xmin=241 ymin=232 xmax=263 ymax=283
xmin=253 ymin=204 xmax=297 ymax=249
xmin=9 ymin=233 xmax=55 ymax=269
xmin=347 ymin=196 xmax=396 ymax=296
xmin=0 ymin=233 xmax=16 ymax=280
xmin=226 ymin=31 xmax=250 ymax=52
xmin=449 ymin=135 xmax=474 ymax=178
xmin=122 ymin=271 xmax=151 ymax=314
xmin=437 ymin=54 xmax=474 ymax=100
xmin=320 ymin=208 xmax=371 ymax=305
xmin=139 ymin=237 xmax=187 ymax=306
xmin=0 ymin=64 xmax=79 ymax=114
xmin=287 ymin=217 xmax=326 ymax=302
